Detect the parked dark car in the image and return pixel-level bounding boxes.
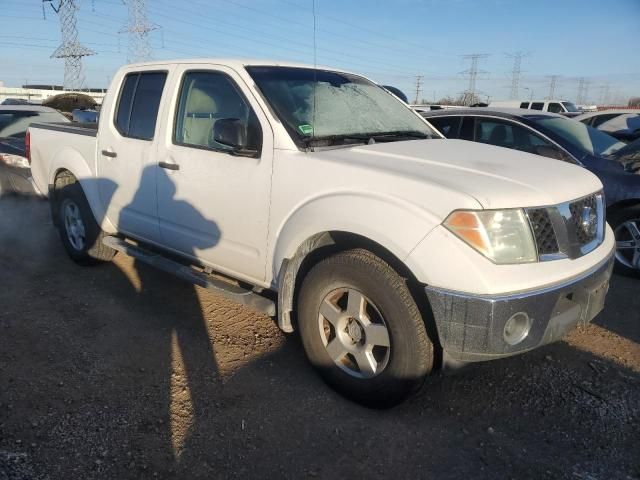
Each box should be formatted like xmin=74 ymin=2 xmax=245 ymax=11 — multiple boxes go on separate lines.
xmin=575 ymin=110 xmax=640 ymax=143
xmin=421 ymin=108 xmax=640 ymax=276
xmin=72 ymin=108 xmax=99 ymax=123
xmin=0 ymin=106 xmax=69 ymax=195
xmin=382 ymin=85 xmax=408 ymax=103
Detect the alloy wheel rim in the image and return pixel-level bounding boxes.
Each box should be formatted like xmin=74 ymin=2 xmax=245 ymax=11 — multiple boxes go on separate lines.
xmin=317 ymin=288 xmax=391 ymax=379
xmin=614 ymin=218 xmax=640 ymax=270
xmin=63 ymin=200 xmax=86 ymax=251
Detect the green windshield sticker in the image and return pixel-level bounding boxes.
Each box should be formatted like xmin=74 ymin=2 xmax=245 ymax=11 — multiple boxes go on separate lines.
xmin=298 ymin=124 xmax=313 ymax=135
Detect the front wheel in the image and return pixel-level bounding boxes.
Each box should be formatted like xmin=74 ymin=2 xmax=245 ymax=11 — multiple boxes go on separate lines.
xmin=54 ymin=175 xmax=116 ymax=265
xmin=610 ymin=205 xmax=640 ymax=278
xmin=297 ymin=249 xmax=434 ymax=408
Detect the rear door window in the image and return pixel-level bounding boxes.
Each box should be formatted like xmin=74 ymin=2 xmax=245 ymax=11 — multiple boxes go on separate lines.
xmin=530 ymin=102 xmax=544 ymax=110
xmin=591 ymin=113 xmax=621 ymax=128
xmin=114 ymin=71 xmax=167 ymax=140
xmin=519 ymin=102 xmax=530 ymax=109
xmin=426 ymin=116 xmax=462 ymax=138
xmin=547 ymin=102 xmax=564 ymax=114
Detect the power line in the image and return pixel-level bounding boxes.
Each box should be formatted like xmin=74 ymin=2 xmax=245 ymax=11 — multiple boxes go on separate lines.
xmin=43 ymin=0 xmax=95 ymax=90
xmin=576 ymin=77 xmax=590 ymax=105
xmin=121 ymin=0 xmax=159 ymax=62
xmin=460 ymin=53 xmax=489 ymax=105
xmin=546 ymin=75 xmax=560 ymax=100
xmin=413 ymin=75 xmax=423 ymax=104
xmin=506 ymin=51 xmax=528 ymax=100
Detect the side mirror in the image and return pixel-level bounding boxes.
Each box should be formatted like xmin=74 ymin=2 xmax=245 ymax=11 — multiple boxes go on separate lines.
xmin=212 ymin=118 xmax=246 ymax=150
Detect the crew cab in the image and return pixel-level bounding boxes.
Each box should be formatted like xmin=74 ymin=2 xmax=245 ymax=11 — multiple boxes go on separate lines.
xmin=28 ymin=59 xmax=615 ymax=407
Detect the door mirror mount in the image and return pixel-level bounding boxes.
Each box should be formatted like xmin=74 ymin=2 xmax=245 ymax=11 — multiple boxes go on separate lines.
xmin=212 ymin=118 xmax=258 ymax=157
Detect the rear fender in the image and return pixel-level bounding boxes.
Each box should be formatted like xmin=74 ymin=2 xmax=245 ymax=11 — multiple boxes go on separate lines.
xmin=49 ymin=147 xmax=117 ymax=234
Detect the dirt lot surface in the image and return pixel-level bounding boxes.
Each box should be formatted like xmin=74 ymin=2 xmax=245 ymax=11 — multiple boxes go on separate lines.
xmin=1 ymin=196 xmax=639 ymax=480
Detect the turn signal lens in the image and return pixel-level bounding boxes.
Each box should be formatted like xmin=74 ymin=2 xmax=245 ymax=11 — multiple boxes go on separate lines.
xmin=444 ymin=209 xmax=537 ymax=264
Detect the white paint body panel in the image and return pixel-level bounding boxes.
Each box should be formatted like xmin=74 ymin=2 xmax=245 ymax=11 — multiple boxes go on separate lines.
xmin=29 ymin=58 xmax=612 ymax=297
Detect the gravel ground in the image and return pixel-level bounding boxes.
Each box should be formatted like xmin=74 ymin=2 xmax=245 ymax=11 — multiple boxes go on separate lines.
xmin=0 ymin=195 xmax=639 ymax=480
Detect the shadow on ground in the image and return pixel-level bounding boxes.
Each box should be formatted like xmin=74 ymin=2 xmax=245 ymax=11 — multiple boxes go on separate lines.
xmin=0 ymin=195 xmax=638 ymax=480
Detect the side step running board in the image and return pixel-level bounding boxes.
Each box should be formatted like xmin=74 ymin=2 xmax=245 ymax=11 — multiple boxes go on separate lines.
xmin=102 ymin=236 xmax=276 ymax=316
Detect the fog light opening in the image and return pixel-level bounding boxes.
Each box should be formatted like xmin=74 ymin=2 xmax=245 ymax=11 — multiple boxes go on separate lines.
xmin=503 ymin=312 xmax=531 ymax=346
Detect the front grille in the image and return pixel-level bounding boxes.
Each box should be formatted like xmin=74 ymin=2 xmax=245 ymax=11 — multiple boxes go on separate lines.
xmin=525 ymin=192 xmax=604 ymax=261
xmin=569 ymin=195 xmax=598 ymax=245
xmin=527 ymin=208 xmax=559 ymax=255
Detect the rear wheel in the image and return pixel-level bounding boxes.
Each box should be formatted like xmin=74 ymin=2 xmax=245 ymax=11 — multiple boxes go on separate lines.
xmin=610 ymin=205 xmax=640 ymax=278
xmin=298 ymin=249 xmax=433 ymax=408
xmin=54 ymin=174 xmax=116 ymax=265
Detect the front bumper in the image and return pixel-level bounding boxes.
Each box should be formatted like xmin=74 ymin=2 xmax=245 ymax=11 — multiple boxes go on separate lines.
xmin=425 ymin=251 xmax=615 ymax=365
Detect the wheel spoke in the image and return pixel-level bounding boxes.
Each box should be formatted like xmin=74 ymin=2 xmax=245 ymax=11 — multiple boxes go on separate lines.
xmin=353 ymin=350 xmax=377 ymax=377
xmin=365 ymin=324 xmax=390 ymax=347
xmin=625 ymin=221 xmax=640 ymax=239
xmin=617 ymin=240 xmax=637 ymax=249
xmin=346 ymin=289 xmax=366 ymax=320
xmin=325 ymin=338 xmax=347 ymax=363
xmin=633 ymin=250 xmax=640 ymax=269
xmin=319 ymin=298 xmax=341 ymax=327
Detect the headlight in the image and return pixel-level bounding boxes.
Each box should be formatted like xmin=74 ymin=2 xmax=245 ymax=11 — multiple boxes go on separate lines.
xmin=444 ymin=209 xmax=537 ymax=264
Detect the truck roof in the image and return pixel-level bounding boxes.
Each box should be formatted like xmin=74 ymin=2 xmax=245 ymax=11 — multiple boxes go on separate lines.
xmin=121 ymin=57 xmax=353 ymax=74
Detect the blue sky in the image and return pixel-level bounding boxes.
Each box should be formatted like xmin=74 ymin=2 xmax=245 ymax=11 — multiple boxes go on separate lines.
xmin=1 ymin=0 xmax=639 ymax=104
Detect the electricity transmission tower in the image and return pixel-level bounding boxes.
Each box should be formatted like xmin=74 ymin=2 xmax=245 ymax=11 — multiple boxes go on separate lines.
xmin=576 ymin=77 xmax=589 ymax=105
xmin=506 ymin=51 xmax=528 ymax=100
xmin=121 ymin=0 xmax=159 ymax=62
xmin=546 ymin=75 xmax=560 ymax=99
xmin=598 ymin=83 xmax=611 ymax=106
xmin=413 ymin=75 xmax=424 ymax=104
xmin=44 ymin=0 xmax=95 ymax=90
xmin=460 ymin=53 xmax=489 ymax=106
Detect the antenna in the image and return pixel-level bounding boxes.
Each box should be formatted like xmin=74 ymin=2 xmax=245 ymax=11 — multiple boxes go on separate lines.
xmin=121 ymin=0 xmax=159 ymax=62
xmin=44 ymin=0 xmax=95 ymax=90
xmin=311 ymin=0 xmax=317 ymax=146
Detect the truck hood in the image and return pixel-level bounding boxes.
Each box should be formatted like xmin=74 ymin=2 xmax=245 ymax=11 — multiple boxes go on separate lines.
xmin=313 ymin=139 xmax=603 ymax=210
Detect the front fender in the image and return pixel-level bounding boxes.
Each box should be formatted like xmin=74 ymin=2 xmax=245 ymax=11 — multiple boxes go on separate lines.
xmin=271 ymin=190 xmax=443 ymax=283
xmin=270 ymin=191 xmax=444 ymax=332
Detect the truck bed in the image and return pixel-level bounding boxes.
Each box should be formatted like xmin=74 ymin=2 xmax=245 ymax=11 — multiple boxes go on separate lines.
xmin=29 ymin=121 xmax=98 ymax=198
xmin=30 ymin=121 xmax=98 ymax=137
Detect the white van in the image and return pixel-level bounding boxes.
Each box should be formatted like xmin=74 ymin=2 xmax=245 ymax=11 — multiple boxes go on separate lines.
xmin=489 ymin=100 xmax=581 ymax=117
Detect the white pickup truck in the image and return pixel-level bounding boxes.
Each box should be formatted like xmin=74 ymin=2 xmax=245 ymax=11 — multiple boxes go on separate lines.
xmin=29 ymin=59 xmax=615 ymax=407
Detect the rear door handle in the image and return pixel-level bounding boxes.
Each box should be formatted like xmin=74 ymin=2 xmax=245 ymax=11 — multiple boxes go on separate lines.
xmin=159 ymin=161 xmax=180 ymax=171
xmin=101 ymin=149 xmax=117 ymax=158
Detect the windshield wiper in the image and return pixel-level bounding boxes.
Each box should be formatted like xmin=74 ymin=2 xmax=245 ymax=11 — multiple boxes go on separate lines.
xmin=302 ymin=130 xmax=430 ymax=148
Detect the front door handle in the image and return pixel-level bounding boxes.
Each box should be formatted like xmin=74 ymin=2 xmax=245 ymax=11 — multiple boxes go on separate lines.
xmin=101 ymin=149 xmax=117 ymax=158
xmin=159 ymin=161 xmax=180 ymax=171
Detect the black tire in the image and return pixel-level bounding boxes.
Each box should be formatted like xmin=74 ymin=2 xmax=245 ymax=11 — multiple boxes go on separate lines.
xmin=298 ymin=249 xmax=433 ymax=408
xmin=609 ymin=204 xmax=640 ymax=278
xmin=53 ymin=173 xmax=116 ymax=265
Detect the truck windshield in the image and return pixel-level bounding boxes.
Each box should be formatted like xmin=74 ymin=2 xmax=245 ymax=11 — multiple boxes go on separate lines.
xmin=246 ymin=66 xmax=437 ymax=148
xmin=534 ymin=117 xmax=626 ymax=157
